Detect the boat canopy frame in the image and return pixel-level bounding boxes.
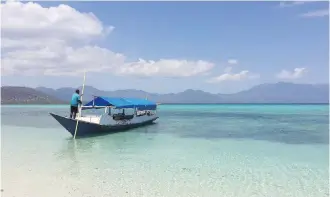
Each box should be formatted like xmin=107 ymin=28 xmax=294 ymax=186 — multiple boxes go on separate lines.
xmin=82 ymin=96 xmax=157 ymax=111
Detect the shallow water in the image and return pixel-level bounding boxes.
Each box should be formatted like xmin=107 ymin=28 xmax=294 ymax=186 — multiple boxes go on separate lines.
xmin=1 ymin=104 xmax=329 ymax=197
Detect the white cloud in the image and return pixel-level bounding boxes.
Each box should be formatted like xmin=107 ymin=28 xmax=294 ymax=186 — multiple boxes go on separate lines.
xmin=2 ymin=45 xmax=127 ymax=76
xmin=118 ymin=59 xmax=214 ymax=77
xmin=1 ymin=1 xmax=214 ymax=77
xmin=300 ymin=9 xmax=329 ymax=18
xmin=2 ymin=1 xmax=111 ymax=42
xmin=279 ymin=1 xmax=309 ymax=7
xmin=217 ymin=59 xmax=238 ymax=76
xmin=276 ymin=67 xmax=307 ymax=79
xmin=207 ymin=71 xmax=249 ymax=83
xmin=206 ymin=68 xmax=259 ymax=83
xmin=227 ymin=59 xmax=238 ymax=65
xmin=207 ymin=59 xmax=259 ymax=83
xmin=278 ymin=1 xmax=328 ymax=19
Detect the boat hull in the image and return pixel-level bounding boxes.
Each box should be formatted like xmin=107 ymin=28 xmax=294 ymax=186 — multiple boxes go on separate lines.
xmin=49 ymin=113 xmax=158 ymax=137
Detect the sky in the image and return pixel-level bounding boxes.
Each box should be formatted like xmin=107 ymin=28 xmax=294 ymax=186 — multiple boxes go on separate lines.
xmin=1 ymin=1 xmax=329 ymax=94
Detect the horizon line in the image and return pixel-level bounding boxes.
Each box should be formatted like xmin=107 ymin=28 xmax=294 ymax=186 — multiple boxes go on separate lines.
xmin=1 ymin=82 xmax=329 ymax=95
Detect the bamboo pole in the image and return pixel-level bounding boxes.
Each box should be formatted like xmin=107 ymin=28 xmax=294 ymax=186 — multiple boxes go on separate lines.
xmin=73 ymin=71 xmax=86 ymax=139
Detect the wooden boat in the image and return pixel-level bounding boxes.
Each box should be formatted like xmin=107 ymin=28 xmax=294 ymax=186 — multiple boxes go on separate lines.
xmin=50 ymin=96 xmax=159 ymax=138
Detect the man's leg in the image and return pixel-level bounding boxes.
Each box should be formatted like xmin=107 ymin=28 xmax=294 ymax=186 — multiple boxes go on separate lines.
xmin=72 ymin=106 xmax=78 ymax=119
xmin=70 ymin=106 xmax=73 ymax=118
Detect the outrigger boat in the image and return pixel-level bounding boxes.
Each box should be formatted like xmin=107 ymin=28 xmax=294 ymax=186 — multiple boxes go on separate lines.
xmin=50 ymin=96 xmax=159 ymax=137
xmin=50 ymin=71 xmax=159 ymax=138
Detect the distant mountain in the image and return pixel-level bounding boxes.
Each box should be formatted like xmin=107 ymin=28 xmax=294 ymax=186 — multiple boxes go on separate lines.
xmin=226 ymin=82 xmax=329 ymax=103
xmin=154 ymin=89 xmax=223 ymax=103
xmin=35 ymin=86 xmax=151 ymax=102
xmin=1 ymin=86 xmax=65 ymax=104
xmin=2 ymin=82 xmax=329 ymax=104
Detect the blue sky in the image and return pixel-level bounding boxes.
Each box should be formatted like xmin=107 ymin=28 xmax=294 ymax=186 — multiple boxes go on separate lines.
xmin=1 ymin=1 xmax=329 ymax=93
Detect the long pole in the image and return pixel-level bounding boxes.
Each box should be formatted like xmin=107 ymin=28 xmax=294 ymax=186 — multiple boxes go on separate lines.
xmin=73 ymin=70 xmax=86 ymax=139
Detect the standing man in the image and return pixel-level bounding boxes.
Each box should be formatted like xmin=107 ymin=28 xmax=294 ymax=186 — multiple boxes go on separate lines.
xmin=70 ymin=89 xmax=82 ymax=119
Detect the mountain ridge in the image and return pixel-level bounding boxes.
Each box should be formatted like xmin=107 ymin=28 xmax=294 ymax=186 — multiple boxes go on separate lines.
xmin=1 ymin=86 xmax=65 ymax=104
xmin=1 ymin=82 xmax=329 ymax=104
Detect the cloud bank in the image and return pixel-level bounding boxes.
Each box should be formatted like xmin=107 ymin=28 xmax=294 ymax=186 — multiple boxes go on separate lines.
xmin=1 ymin=1 xmax=214 ymax=77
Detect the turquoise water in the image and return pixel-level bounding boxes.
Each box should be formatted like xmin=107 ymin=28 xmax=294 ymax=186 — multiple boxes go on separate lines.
xmin=1 ymin=104 xmax=329 ymax=197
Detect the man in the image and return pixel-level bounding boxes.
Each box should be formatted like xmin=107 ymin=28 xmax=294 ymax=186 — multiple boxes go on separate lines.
xmin=70 ymin=89 xmax=82 ymax=119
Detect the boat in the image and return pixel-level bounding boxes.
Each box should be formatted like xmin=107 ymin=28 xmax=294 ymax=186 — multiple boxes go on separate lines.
xmin=50 ymin=96 xmax=159 ymax=138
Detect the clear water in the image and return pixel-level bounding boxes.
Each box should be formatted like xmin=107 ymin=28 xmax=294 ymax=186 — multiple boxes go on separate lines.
xmin=1 ymin=104 xmax=329 ymax=197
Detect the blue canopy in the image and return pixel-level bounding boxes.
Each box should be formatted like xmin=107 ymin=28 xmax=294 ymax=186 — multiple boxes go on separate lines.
xmin=83 ymin=96 xmax=157 ymax=110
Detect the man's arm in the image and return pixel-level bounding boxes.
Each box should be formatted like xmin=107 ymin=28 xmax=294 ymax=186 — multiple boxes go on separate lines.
xmin=77 ymin=95 xmax=82 ymax=105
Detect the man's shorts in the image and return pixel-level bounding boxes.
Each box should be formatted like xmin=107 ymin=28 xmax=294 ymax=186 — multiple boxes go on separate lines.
xmin=71 ymin=105 xmax=78 ymax=113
